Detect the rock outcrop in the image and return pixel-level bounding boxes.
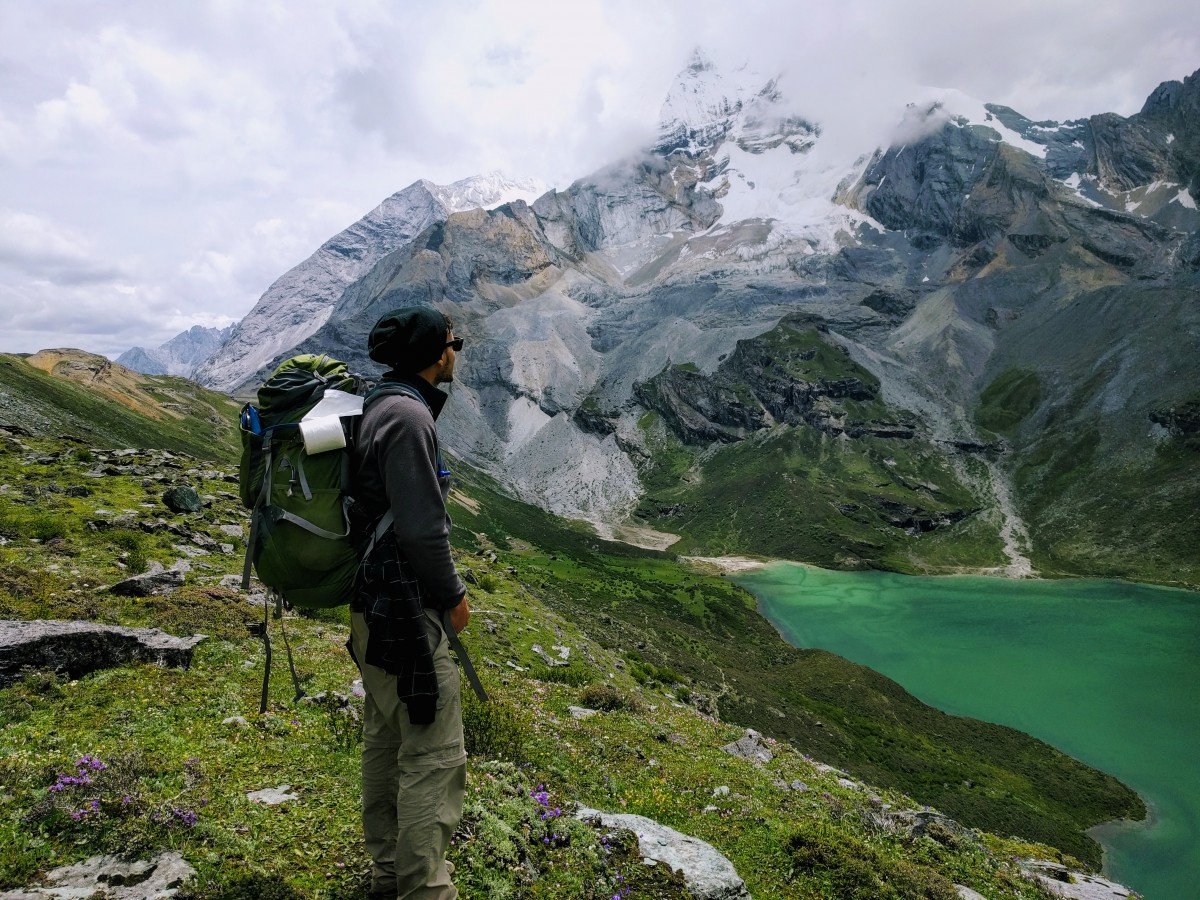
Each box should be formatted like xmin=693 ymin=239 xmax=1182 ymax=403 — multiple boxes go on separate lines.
xmin=576 ymin=807 xmax=750 ymax=900
xmin=720 ymin=728 xmax=774 ymax=764
xmin=1020 ymin=859 xmax=1137 ymax=899
xmin=0 ymin=620 xmax=206 ymax=685
xmin=0 ymin=851 xmax=195 ymax=899
xmin=106 ymin=561 xmax=189 ymax=597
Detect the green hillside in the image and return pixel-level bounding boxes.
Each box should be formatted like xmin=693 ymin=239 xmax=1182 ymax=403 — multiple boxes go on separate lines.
xmin=631 ymin=321 xmax=1006 ymax=574
xmin=0 ymin=352 xmax=240 ymax=464
xmin=0 ymin=373 xmax=1142 ymax=896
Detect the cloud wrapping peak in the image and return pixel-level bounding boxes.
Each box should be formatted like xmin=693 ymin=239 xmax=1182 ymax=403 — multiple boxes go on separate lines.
xmin=0 ymin=0 xmax=1197 ymax=356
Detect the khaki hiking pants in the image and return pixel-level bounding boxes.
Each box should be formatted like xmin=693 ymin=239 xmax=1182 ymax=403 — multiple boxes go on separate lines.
xmin=350 ymin=610 xmax=467 ymax=900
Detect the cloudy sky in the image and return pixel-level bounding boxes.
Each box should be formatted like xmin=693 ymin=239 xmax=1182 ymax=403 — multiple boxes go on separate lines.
xmin=2 ymin=0 xmax=1197 ymax=358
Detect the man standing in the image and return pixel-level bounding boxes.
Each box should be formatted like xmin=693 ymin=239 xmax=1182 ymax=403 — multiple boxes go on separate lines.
xmin=350 ymin=306 xmax=471 ymax=900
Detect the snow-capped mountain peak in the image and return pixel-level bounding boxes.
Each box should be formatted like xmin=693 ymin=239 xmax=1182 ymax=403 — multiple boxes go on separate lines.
xmin=656 ymin=50 xmax=781 ymax=155
xmin=422 ymin=171 xmax=547 ymax=213
xmin=194 ymin=171 xmax=545 ymax=391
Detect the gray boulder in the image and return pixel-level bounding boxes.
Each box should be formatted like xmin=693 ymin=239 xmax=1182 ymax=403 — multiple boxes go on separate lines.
xmin=721 ymin=728 xmax=774 ymax=764
xmin=1020 ymin=859 xmax=1136 ymax=899
xmin=0 ymin=851 xmax=195 ymax=899
xmin=107 ymin=561 xmax=188 ymax=597
xmin=0 ymin=620 xmax=206 ymax=685
xmin=161 ymin=486 xmax=202 ymax=514
xmin=874 ymin=808 xmax=975 ymax=846
xmin=576 ymin=807 xmax=749 ymax=899
xmin=247 ymin=785 xmax=298 ymax=805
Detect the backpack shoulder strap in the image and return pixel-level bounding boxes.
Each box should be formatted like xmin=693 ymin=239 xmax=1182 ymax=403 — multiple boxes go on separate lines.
xmin=362 ymin=380 xmax=445 ymax=475
xmin=364 ymin=381 xmax=431 ymax=413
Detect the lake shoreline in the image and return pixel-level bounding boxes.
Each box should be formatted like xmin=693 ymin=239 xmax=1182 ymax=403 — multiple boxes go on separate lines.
xmin=708 ymin=553 xmax=1200 ymax=595
xmin=679 ymin=555 xmax=772 ymax=574
xmin=735 ymin=562 xmax=1200 ymax=899
xmin=1089 ymin=798 xmax=1157 ymax=881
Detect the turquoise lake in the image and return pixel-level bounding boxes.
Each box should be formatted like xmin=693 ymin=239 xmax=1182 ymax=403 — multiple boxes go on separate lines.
xmin=733 ymin=563 xmax=1200 ymax=900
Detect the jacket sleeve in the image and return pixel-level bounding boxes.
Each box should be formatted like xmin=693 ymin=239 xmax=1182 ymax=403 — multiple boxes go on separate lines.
xmin=373 ymin=397 xmax=466 ymax=608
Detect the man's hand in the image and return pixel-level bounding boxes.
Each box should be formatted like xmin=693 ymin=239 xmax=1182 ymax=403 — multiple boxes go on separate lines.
xmin=449 ymin=593 xmax=470 ymax=633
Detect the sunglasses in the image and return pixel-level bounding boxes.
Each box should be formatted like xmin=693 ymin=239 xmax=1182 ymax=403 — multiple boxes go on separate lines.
xmin=445 ymin=337 xmax=464 ymax=351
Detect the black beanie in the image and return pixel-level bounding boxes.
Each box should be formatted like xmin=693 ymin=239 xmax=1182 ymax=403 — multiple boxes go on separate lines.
xmin=367 ymin=306 xmax=449 ymax=372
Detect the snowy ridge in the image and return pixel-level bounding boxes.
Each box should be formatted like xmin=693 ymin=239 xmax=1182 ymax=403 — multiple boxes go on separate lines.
xmin=656 ymin=50 xmax=770 ymax=154
xmin=195 ymin=172 xmax=544 ymax=391
xmin=908 ymin=89 xmax=1050 ymax=159
xmin=652 ymin=54 xmax=881 ymax=267
xmin=424 ymin=171 xmax=546 ymax=212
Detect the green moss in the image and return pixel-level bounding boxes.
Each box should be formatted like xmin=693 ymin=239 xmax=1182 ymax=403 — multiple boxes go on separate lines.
xmin=976 ymin=368 xmax=1043 ymax=435
xmin=787 ymin=824 xmax=959 ymax=899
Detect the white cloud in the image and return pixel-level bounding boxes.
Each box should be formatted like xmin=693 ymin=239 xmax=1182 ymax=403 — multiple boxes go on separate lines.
xmin=0 ymin=209 xmax=126 ymax=284
xmin=0 ymin=0 xmax=1197 ymax=358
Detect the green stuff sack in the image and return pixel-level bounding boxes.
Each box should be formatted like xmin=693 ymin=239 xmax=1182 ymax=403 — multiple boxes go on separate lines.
xmin=239 ymin=354 xmax=364 ymax=609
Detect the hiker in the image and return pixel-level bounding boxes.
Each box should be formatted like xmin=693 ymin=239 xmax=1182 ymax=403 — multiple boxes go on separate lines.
xmin=349 ymin=306 xmax=470 ymax=900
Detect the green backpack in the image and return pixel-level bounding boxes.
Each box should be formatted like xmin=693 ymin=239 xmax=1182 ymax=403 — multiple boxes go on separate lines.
xmin=237 ymin=354 xmax=434 ymax=712
xmin=238 ymin=355 xmax=490 ymax=713
xmin=239 ymin=354 xmax=366 ymax=609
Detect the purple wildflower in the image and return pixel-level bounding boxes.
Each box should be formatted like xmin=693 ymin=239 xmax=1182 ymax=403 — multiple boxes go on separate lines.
xmin=530 ymin=784 xmax=551 ymax=807
xmin=170 ymin=807 xmax=199 ymax=828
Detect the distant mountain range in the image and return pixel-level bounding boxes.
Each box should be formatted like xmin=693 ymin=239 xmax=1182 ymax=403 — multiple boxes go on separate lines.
xmin=137 ymin=52 xmax=1200 ymax=587
xmin=116 ymin=324 xmax=234 ymax=379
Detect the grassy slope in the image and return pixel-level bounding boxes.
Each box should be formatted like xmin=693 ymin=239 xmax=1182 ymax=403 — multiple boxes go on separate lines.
xmin=974 ymin=364 xmax=1200 ymax=590
xmin=0 ymin=353 xmax=241 ymax=463
xmin=0 ymin=432 xmax=1074 ymax=900
xmin=632 ymin=324 xmax=1007 ymax=574
xmin=447 ymin=463 xmax=1139 ymax=868
xmin=0 ymin=362 xmax=1145 ymax=893
xmin=974 ymin=281 xmax=1200 ymax=590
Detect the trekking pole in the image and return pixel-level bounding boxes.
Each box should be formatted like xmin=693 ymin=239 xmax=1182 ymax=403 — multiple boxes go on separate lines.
xmin=248 ymin=591 xmax=273 ymax=714
xmin=274 ymin=590 xmax=307 ymax=703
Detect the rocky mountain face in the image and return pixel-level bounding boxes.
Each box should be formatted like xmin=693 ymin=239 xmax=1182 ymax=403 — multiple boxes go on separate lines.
xmin=117 ymin=324 xmax=234 ymax=378
xmin=193 ymin=173 xmax=544 ymax=393
xmin=199 ymin=52 xmax=1200 ymax=585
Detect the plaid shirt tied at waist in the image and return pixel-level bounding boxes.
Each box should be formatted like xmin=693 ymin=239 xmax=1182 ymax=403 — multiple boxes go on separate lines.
xmin=352 ymin=532 xmax=444 ymax=725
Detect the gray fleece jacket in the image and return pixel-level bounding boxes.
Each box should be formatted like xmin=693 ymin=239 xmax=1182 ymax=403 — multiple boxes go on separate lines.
xmin=352 ymin=377 xmax=466 ymax=608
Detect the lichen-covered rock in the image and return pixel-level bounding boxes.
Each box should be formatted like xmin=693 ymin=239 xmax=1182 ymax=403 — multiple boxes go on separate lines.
xmin=576 ymin=807 xmax=749 ymax=900
xmin=0 ymin=851 xmax=195 ymax=899
xmin=247 ymin=785 xmax=298 ymax=806
xmin=0 ymin=620 xmax=206 ymax=685
xmin=107 ymin=561 xmax=188 ymax=597
xmin=1020 ymin=859 xmax=1137 ymax=899
xmin=161 ymin=485 xmax=202 ymax=514
xmin=875 ymin=808 xmax=975 ymax=844
xmin=721 ymin=728 xmax=774 ymax=764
